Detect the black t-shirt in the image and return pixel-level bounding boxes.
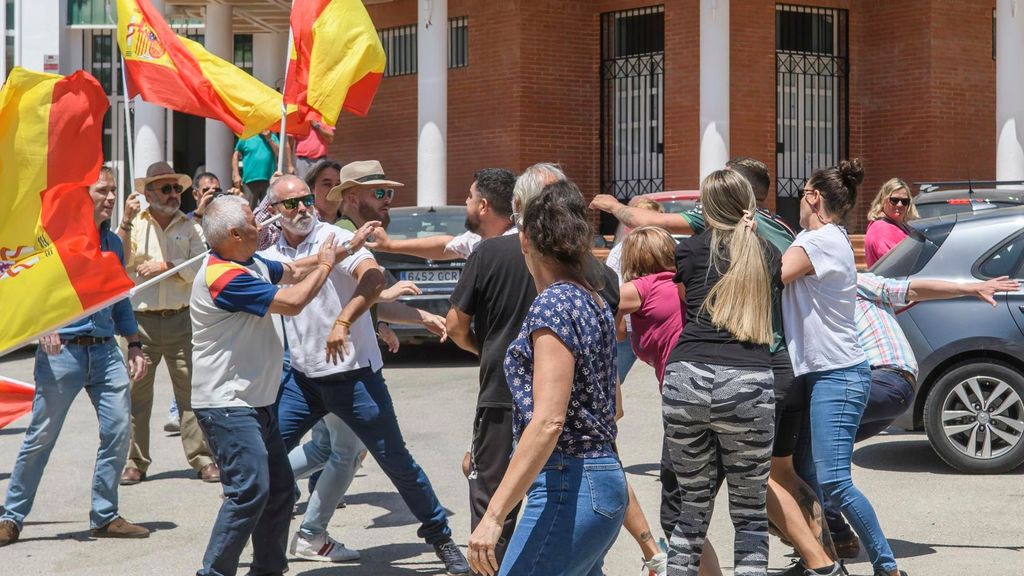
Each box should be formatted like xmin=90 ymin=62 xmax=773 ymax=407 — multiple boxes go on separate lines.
xmin=667 ymin=229 xmax=782 ymax=370
xmin=450 ymin=234 xmax=619 ymax=408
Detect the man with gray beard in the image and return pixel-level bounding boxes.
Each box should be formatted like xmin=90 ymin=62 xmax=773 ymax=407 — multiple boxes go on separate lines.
xmin=117 ymin=161 xmax=218 ymax=485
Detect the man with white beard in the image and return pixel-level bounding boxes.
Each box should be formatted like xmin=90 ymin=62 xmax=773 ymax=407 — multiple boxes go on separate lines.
xmin=260 ymin=176 xmax=469 ymax=573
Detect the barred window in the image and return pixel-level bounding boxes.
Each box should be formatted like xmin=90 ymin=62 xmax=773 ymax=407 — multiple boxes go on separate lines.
xmin=234 ymin=34 xmax=253 ymax=75
xmin=378 ymin=17 xmax=469 ymax=77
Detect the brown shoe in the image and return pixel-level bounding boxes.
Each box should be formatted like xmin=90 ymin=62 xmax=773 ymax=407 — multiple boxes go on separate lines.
xmin=0 ymin=519 xmax=19 ymax=547
xmin=91 ymin=517 xmax=149 ymax=539
xmin=120 ymin=467 xmax=145 ymax=486
xmin=833 ymin=532 xmax=861 ymax=559
xmin=199 ymin=463 xmax=220 ymax=483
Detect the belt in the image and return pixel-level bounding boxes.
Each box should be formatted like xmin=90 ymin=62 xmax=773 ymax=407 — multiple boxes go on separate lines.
xmin=60 ymin=336 xmax=112 ymax=346
xmin=136 ymin=307 xmax=188 ymax=318
xmin=874 ymin=366 xmax=917 ymax=390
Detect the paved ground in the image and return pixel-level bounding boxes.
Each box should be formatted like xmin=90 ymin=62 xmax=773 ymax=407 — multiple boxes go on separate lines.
xmin=1 ymin=342 xmax=1023 ymax=575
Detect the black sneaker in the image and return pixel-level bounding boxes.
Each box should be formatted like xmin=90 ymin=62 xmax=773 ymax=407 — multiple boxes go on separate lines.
xmin=874 ymin=571 xmax=908 ymax=576
xmin=771 ymin=560 xmax=805 ymax=576
xmin=433 ymin=539 xmax=469 ymax=575
xmin=805 ymin=562 xmax=847 ymax=576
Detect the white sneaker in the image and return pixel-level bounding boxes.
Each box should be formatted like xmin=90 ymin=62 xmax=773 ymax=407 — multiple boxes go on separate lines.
xmin=643 ymin=552 xmax=667 ymax=576
xmin=289 ymin=531 xmax=361 ymax=562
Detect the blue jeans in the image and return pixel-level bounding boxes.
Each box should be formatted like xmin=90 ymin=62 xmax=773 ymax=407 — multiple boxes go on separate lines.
xmin=284 ymin=367 xmax=452 ymax=545
xmin=1 ymin=342 xmax=130 ymax=531
xmin=616 ymin=336 xmax=638 ymax=384
xmin=824 ymin=367 xmax=915 ymax=540
xmin=797 ymin=362 xmax=897 ymax=573
xmin=500 ymin=452 xmax=626 ymax=576
xmin=288 ymin=414 xmax=364 ymax=537
xmin=195 ymin=406 xmax=295 ymax=576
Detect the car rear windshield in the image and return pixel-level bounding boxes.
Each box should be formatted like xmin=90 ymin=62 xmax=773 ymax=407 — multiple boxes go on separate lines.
xmin=658 ymin=200 xmax=699 ymax=215
xmin=871 ymin=219 xmax=955 ymax=278
xmin=387 ymin=211 xmax=467 ymax=240
xmin=915 ymin=199 xmax=1020 ymax=220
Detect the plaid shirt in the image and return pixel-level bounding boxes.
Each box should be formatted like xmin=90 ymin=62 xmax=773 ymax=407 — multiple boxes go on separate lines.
xmin=856 ymin=273 xmax=918 ymax=377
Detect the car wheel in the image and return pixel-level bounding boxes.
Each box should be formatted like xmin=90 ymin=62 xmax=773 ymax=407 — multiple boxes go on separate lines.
xmin=923 ymin=360 xmax=1024 ymax=474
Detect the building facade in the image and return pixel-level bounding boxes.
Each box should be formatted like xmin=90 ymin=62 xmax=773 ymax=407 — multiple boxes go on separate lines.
xmin=1 ymin=1 xmax=1016 ymax=231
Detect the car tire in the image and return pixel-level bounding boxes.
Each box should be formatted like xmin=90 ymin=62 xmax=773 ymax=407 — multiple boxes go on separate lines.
xmin=923 ymin=360 xmax=1024 ymax=474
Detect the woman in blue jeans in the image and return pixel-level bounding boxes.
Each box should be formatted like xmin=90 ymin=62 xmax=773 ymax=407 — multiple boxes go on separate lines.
xmin=468 ymin=180 xmax=627 ymax=576
xmin=781 ymin=159 xmax=906 ymax=576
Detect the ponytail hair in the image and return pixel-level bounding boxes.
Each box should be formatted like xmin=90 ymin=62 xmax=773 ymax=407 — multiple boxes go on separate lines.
xmin=698 ymin=170 xmax=773 ymax=345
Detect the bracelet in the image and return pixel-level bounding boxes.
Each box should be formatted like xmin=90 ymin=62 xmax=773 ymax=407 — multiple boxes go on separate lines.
xmin=341 ymin=240 xmax=354 ymax=257
xmin=120 ymin=222 xmax=133 ymax=232
xmin=127 ymin=341 xmax=143 ymax=349
xmin=335 ymin=318 xmax=351 ymax=328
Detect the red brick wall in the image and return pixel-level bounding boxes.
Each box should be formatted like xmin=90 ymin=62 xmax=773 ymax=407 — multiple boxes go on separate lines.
xmin=331 ymin=0 xmax=997 ymax=232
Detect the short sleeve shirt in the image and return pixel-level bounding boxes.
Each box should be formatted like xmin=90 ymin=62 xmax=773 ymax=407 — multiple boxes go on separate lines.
xmin=190 ymin=252 xmax=285 ymax=409
xmin=235 ymin=134 xmax=279 ymax=184
xmin=504 ymin=282 xmax=618 ymax=458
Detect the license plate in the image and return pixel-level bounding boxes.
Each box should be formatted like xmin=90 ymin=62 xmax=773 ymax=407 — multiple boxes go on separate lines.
xmin=400 ymin=269 xmax=461 ymax=283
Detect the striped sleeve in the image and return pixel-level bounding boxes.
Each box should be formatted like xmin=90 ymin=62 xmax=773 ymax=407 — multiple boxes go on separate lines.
xmin=205 ymin=257 xmax=279 ymax=317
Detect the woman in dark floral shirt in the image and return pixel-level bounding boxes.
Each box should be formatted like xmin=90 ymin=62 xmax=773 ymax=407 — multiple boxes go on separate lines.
xmin=467 ymin=180 xmax=627 ymax=576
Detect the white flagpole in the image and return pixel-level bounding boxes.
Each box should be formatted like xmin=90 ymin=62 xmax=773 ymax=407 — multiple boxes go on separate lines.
xmin=119 ymin=56 xmax=136 ymax=224
xmin=277 ymin=28 xmax=295 ymax=175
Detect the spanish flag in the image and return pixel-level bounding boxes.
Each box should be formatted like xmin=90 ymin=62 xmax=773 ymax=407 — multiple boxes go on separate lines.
xmin=284 ymin=0 xmax=386 ymax=135
xmin=117 ymin=0 xmax=281 ymax=139
xmin=0 ymin=68 xmax=135 ymax=356
xmin=0 ymin=376 xmax=34 ymax=429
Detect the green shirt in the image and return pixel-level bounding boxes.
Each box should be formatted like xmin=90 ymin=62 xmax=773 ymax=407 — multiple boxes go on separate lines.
xmin=681 ymin=206 xmax=796 ymax=353
xmin=234 ymin=134 xmax=279 ymax=184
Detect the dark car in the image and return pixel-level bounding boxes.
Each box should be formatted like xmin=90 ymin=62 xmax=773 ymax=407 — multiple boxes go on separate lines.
xmin=874 ymin=206 xmax=1024 ymax=473
xmin=914 ymin=180 xmax=1024 ymax=219
xmin=372 ymin=206 xmax=467 ymax=344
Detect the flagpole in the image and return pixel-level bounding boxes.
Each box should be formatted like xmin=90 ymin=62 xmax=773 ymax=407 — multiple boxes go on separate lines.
xmin=120 ymin=57 xmax=137 ymax=219
xmin=277 ymin=21 xmax=295 ymax=175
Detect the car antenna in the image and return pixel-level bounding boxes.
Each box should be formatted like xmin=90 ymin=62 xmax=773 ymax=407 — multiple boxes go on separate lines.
xmin=967 ymin=151 xmax=974 ymax=195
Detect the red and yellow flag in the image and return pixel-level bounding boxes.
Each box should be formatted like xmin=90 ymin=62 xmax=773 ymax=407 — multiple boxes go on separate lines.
xmin=0 ymin=68 xmax=135 ymax=356
xmin=117 ymin=0 xmax=281 ymax=138
xmin=0 ymin=376 xmax=34 ymax=429
xmin=284 ymin=0 xmax=386 ymax=135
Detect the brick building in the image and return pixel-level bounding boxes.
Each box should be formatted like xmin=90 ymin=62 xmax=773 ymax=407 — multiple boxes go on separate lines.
xmin=335 ymin=0 xmax=999 ymax=232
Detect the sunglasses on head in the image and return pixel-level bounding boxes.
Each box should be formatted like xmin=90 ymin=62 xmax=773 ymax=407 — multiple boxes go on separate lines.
xmin=157 ymin=183 xmax=184 ymax=195
xmin=372 ymin=188 xmax=395 ymax=201
xmin=272 ymin=193 xmax=315 ymax=210
xmin=888 ymin=196 xmax=911 ymax=207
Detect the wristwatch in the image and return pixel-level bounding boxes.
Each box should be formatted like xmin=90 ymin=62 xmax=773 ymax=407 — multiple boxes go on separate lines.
xmin=127 ymin=341 xmax=143 ymax=349
xmin=342 ymin=240 xmax=354 ymax=257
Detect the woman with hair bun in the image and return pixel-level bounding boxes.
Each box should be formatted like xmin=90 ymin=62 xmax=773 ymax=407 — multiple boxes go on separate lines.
xmin=661 ymin=169 xmax=781 ymax=576
xmin=467 ymin=180 xmax=626 ymax=576
xmin=782 ymin=159 xmax=905 ymax=576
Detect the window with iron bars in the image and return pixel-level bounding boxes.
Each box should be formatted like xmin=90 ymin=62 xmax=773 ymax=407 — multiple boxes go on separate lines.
xmin=378 ymin=17 xmax=469 ymax=78
xmin=234 ymin=34 xmax=253 ymax=75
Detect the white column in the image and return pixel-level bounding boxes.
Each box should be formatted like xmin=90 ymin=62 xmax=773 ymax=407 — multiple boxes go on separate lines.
xmin=18 ymin=1 xmax=61 ymax=73
xmin=253 ymin=31 xmax=288 ymax=91
xmin=417 ymin=0 xmax=447 ymax=206
xmin=997 ymin=0 xmax=1024 ymax=182
xmin=204 ymin=2 xmax=234 ymax=185
xmin=134 ymin=0 xmax=167 ymax=180
xmin=699 ymin=0 xmax=729 ymax=182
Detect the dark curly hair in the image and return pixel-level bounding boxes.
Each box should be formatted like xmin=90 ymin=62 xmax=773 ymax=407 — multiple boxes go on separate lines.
xmin=521 ymin=180 xmax=605 ymax=292
xmin=808 ymin=158 xmax=865 ymax=219
xmin=473 ymin=168 xmax=516 ymax=217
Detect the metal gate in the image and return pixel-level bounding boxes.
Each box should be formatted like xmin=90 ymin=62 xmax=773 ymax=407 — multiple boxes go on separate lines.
xmin=775 ymin=4 xmax=849 ymax=226
xmin=600 ymin=5 xmax=664 ymax=217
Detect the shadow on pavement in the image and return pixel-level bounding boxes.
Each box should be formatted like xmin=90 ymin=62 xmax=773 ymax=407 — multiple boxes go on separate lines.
xmin=0 ymin=426 xmax=27 ymax=436
xmin=145 ymin=468 xmax=199 ymax=481
xmin=25 ymin=521 xmax=178 ymax=543
xmin=623 ymin=462 xmax=660 ymax=478
xmin=343 ymin=491 xmax=421 ymax=529
xmin=280 ymin=542 xmax=447 ymax=575
xmin=852 ymin=436 xmax=1024 ymax=475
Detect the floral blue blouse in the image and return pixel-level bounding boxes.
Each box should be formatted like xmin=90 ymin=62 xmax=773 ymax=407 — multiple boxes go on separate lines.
xmin=504 ymin=282 xmax=618 ymax=458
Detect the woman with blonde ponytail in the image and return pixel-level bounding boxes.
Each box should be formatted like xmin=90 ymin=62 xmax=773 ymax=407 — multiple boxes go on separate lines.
xmin=661 ymin=169 xmax=781 ymax=576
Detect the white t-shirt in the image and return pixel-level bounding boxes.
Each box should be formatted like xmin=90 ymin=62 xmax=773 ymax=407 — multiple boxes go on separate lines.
xmin=259 ymin=222 xmax=383 ymax=378
xmin=190 ymin=253 xmax=285 ymax=409
xmin=603 ymin=242 xmax=632 ymax=332
xmin=782 ymin=224 xmax=866 ymax=376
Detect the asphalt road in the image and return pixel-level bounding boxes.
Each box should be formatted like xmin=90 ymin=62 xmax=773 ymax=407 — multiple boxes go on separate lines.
xmin=1 ymin=342 xmax=1022 ymax=575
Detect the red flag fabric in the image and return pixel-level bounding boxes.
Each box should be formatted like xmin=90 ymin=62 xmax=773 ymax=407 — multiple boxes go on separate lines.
xmin=0 ymin=376 xmax=34 ymax=429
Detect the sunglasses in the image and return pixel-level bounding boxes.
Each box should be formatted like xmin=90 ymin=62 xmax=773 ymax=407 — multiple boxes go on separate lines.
xmin=201 ymin=186 xmax=222 ymax=194
xmin=372 ymin=188 xmax=395 ymax=201
xmin=272 ymin=193 xmax=315 ymax=210
xmin=888 ymin=197 xmax=911 ymax=207
xmin=799 ymin=187 xmax=816 ymax=199
xmin=157 ymin=183 xmax=184 ymax=195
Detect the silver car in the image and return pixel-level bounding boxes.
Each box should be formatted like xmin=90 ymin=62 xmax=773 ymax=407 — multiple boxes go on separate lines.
xmin=874 ymin=207 xmax=1024 ymax=473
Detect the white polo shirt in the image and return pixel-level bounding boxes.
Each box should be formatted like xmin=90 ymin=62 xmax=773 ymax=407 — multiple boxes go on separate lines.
xmin=259 ymin=222 xmax=383 ymax=378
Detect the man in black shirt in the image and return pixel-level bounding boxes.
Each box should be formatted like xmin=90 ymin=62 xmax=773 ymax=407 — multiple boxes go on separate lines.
xmin=448 ymin=165 xmax=621 ymax=572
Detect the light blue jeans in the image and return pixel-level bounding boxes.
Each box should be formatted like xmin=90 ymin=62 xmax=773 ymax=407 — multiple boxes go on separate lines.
xmin=616 ymin=336 xmax=638 ymax=384
xmin=799 ymin=361 xmax=897 ymax=573
xmin=499 ymin=452 xmax=626 ymax=576
xmin=288 ymin=414 xmax=364 ymax=537
xmin=1 ymin=342 xmax=130 ymax=530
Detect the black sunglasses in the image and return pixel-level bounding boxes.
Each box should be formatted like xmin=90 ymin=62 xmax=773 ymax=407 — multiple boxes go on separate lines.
xmin=201 ymin=186 xmax=223 ymax=194
xmin=157 ymin=183 xmax=184 ymax=195
xmin=888 ymin=197 xmax=911 ymax=207
xmin=272 ymin=193 xmax=315 ymax=210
